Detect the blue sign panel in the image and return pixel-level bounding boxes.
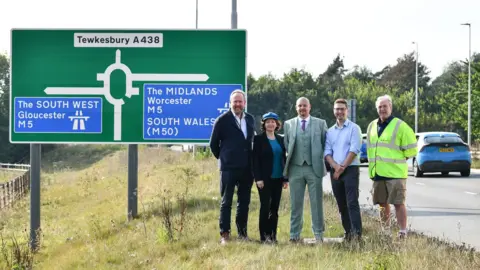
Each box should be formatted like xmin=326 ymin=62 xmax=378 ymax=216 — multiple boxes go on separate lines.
xmin=143 ymin=84 xmax=241 ymax=140
xmin=14 ymin=97 xmax=102 ymax=133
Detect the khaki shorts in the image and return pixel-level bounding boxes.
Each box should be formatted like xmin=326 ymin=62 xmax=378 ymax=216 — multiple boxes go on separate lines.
xmin=371 ymin=179 xmax=406 ymax=205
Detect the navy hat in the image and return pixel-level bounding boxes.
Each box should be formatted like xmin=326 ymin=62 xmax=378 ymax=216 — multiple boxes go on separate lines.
xmin=262 ymin=112 xmax=279 ymax=121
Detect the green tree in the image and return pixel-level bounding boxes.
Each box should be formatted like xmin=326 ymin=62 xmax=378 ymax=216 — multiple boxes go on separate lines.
xmin=441 ymin=62 xmax=480 ymax=141
xmin=317 ymin=54 xmax=346 ymax=93
xmin=345 ymin=65 xmax=377 ymax=83
xmin=327 ymin=77 xmax=416 ymax=132
xmin=0 ymin=53 xmax=31 ymax=163
xmin=377 ymin=52 xmax=431 ymax=93
xmin=0 ymin=53 xmax=9 ymax=118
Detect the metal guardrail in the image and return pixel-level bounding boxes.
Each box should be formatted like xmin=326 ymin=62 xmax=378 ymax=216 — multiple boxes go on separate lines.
xmin=0 ymin=163 xmax=31 ymax=210
xmin=0 ymin=162 xmax=31 ymax=172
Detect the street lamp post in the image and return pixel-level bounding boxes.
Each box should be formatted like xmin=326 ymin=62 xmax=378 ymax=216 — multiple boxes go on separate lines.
xmin=232 ymin=0 xmax=237 ymax=29
xmin=192 ymin=0 xmax=200 ymax=156
xmin=461 ymin=23 xmax=471 ymax=146
xmin=196 ymin=0 xmax=198 ymax=29
xmin=412 ymin=41 xmax=419 ymax=133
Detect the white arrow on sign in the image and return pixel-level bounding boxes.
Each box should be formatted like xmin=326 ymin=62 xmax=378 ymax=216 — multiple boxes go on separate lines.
xmin=45 ymin=87 xmax=106 ymax=95
xmin=43 ymin=49 xmax=210 ymax=141
xmin=132 ymin=73 xmax=209 ymax=82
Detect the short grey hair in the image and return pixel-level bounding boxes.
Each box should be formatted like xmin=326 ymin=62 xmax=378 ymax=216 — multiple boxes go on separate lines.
xmin=296 ymin=96 xmax=310 ymax=105
xmin=375 ymin=94 xmax=392 ymax=107
xmin=230 ymin=89 xmax=246 ymax=101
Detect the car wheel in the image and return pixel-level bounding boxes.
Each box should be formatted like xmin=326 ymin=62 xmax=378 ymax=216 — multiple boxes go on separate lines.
xmin=461 ymin=170 xmax=470 ymax=177
xmin=414 ymin=159 xmax=423 ymax=177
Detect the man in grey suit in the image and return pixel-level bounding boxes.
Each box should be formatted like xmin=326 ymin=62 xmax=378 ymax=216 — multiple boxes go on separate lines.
xmin=283 ymin=97 xmax=328 ymax=242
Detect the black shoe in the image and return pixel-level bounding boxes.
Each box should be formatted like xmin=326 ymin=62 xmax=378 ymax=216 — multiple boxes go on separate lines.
xmin=238 ymin=235 xmax=250 ymax=241
xmin=345 ymin=232 xmax=362 ymax=239
xmin=343 ymin=233 xmax=352 ymax=242
xmin=270 ymin=236 xmax=278 ymax=244
xmin=289 ymin=238 xmax=301 ymax=244
xmin=261 ymin=238 xmax=275 ymax=245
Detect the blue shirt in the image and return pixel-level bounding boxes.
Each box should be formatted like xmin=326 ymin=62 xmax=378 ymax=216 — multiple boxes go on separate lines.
xmin=268 ymin=138 xmax=284 ymax=178
xmin=377 ymin=115 xmax=394 ymax=137
xmin=324 ymin=119 xmax=362 ymax=166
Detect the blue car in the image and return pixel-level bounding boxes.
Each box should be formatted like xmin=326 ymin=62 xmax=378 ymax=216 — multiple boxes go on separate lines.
xmin=360 ymin=133 xmax=368 ymax=163
xmin=413 ymin=132 xmax=472 ymax=177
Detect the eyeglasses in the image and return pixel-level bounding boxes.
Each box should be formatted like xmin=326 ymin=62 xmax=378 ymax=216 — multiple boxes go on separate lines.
xmin=334 ymin=108 xmax=346 ymax=111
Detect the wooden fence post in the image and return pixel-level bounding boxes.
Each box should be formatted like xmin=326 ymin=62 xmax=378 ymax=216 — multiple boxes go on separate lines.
xmin=0 ymin=184 xmax=4 ymax=209
xmin=0 ymin=168 xmax=31 ymax=210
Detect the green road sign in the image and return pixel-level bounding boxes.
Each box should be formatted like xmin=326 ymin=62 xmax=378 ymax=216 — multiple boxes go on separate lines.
xmin=10 ymin=29 xmax=247 ymax=144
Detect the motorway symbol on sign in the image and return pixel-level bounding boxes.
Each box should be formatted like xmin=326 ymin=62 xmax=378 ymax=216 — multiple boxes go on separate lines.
xmin=143 ymin=83 xmax=241 ymax=140
xmin=217 ymin=102 xmax=230 ymax=114
xmin=14 ymin=97 xmax=102 ymax=133
xmin=69 ymin=111 xmax=89 ymax=130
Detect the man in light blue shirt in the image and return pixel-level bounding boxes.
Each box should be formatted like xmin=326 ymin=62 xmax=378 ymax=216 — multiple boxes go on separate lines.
xmin=324 ymin=98 xmax=363 ymax=241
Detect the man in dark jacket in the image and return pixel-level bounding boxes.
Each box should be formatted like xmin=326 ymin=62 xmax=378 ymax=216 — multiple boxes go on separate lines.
xmin=209 ymin=89 xmax=255 ymax=245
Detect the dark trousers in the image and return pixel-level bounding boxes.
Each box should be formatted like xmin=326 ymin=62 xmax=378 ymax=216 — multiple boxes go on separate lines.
xmin=219 ymin=169 xmax=253 ymax=237
xmin=257 ymin=177 xmax=284 ymax=241
xmin=330 ymin=165 xmax=362 ymax=238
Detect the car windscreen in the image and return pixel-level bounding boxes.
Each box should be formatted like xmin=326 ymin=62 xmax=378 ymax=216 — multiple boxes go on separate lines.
xmin=424 ymin=136 xmax=464 ymax=144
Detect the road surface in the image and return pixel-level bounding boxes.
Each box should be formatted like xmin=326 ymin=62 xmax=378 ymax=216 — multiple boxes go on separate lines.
xmin=323 ymin=165 xmax=480 ymax=250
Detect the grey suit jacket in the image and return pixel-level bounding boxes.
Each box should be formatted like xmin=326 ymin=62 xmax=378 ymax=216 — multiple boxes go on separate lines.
xmin=283 ymin=116 xmax=328 ymax=178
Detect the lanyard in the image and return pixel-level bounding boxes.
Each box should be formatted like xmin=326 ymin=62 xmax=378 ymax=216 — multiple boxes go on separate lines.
xmin=234 ymin=114 xmax=243 ymax=130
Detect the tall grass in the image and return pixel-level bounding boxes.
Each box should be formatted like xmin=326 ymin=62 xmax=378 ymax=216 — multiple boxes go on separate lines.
xmin=0 ymin=171 xmax=22 ymax=183
xmin=472 ymin=158 xmax=480 ymax=169
xmin=0 ymin=144 xmax=478 ymax=269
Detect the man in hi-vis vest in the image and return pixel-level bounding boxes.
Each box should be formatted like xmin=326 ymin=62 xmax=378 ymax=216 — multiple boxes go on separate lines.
xmin=366 ymin=95 xmax=417 ymax=239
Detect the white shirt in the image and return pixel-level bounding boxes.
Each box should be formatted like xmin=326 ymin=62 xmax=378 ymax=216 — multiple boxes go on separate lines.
xmin=298 ymin=115 xmax=310 ymax=130
xmin=233 ymin=110 xmax=247 ymax=139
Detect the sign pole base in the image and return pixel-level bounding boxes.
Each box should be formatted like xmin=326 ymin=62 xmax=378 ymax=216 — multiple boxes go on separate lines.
xmin=30 ymin=143 xmax=41 ymax=251
xmin=128 ymin=144 xmax=138 ymax=220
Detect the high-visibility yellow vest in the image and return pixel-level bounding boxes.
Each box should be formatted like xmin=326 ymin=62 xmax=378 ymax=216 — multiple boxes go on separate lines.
xmin=367 ymin=117 xmax=418 ymax=179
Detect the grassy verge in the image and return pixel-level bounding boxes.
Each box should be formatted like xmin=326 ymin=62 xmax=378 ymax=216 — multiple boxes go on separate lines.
xmin=0 ymin=170 xmax=23 ymax=183
xmin=472 ymin=158 xmax=480 ymax=169
xmin=0 ymin=145 xmax=479 ymax=269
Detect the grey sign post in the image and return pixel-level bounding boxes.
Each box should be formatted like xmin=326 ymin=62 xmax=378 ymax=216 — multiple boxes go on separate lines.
xmin=347 ymin=99 xmax=357 ymax=123
xmin=30 ymin=144 xmax=41 ymax=251
xmin=128 ymin=144 xmax=138 ymax=220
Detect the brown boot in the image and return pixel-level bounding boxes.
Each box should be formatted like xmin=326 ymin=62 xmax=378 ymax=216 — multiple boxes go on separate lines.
xmin=220 ymin=232 xmax=230 ymax=245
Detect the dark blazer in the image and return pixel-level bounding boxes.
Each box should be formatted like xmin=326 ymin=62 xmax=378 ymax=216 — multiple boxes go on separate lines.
xmin=209 ymin=110 xmax=255 ymax=171
xmin=253 ymin=132 xmax=288 ymax=182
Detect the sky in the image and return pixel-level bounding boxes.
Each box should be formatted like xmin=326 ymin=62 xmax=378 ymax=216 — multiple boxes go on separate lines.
xmin=1 ymin=0 xmax=479 ymax=80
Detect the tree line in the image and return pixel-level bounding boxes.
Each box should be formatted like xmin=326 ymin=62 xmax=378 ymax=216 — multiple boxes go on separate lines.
xmin=246 ymin=52 xmax=480 ymax=141
xmin=0 ymin=51 xmax=478 ymax=163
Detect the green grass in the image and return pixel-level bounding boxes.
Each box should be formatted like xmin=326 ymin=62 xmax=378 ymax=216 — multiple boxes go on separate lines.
xmin=0 ymin=145 xmax=479 ymax=269
xmin=0 ymin=170 xmax=23 ymax=183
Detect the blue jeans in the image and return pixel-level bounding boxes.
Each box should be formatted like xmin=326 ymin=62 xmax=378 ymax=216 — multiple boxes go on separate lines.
xmin=330 ymin=165 xmax=362 ymax=238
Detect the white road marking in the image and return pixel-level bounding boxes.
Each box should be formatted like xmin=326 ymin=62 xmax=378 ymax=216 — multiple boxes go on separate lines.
xmin=416 ymin=182 xmax=426 ymax=186
xmin=464 ymin=191 xmax=478 ymax=195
